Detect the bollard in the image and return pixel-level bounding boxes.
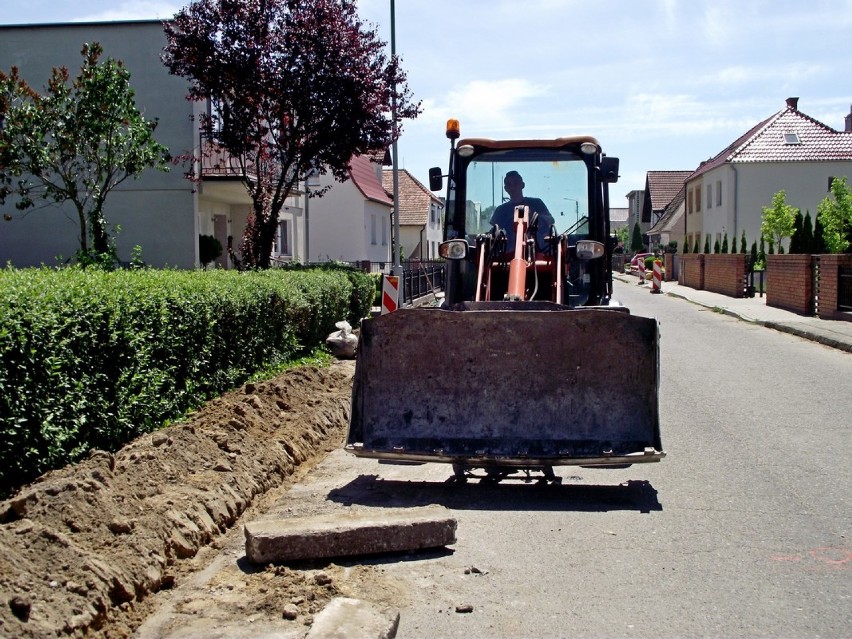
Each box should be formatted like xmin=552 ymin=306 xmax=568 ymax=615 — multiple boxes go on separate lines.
xmin=637 ymin=258 xmax=646 ymax=285
xmin=651 ymin=259 xmax=662 ymax=294
xmin=381 ymin=275 xmax=400 ymax=314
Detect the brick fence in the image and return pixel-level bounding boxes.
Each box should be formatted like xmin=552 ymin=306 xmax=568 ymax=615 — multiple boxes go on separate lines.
xmin=678 ymin=255 xmax=704 ymax=289
xmin=704 ymin=254 xmax=747 ymax=298
xmin=766 ymin=254 xmax=814 ymax=315
xmin=817 ymin=254 xmax=852 ymax=321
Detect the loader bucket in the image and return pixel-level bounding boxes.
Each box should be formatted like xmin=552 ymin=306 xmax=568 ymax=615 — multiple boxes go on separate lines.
xmin=347 ymin=302 xmax=663 ymax=468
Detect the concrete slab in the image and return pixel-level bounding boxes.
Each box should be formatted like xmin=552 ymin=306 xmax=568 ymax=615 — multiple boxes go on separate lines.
xmin=244 ymin=506 xmax=457 ymax=564
xmin=306 ymin=598 xmax=400 ymax=639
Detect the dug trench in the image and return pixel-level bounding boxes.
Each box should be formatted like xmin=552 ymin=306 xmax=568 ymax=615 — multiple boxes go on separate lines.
xmin=0 ymin=358 xmax=408 ymax=638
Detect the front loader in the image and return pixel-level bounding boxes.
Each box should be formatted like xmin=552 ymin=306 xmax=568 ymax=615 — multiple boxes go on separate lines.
xmin=346 ymin=120 xmax=663 ymax=483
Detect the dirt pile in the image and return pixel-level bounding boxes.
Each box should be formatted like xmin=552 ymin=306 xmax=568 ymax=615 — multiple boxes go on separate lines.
xmin=0 ymin=361 xmax=356 ymax=638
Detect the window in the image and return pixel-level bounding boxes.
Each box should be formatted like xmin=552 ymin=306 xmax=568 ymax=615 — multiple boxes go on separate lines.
xmin=716 ymin=181 xmax=722 ymax=206
xmin=828 ymin=176 xmax=835 ymax=191
xmin=370 ymin=214 xmax=377 ymax=245
xmin=707 ymin=186 xmax=712 ymax=209
xmin=381 ymin=215 xmax=388 ymax=246
xmin=687 ymin=189 xmax=693 ymax=214
xmin=783 ymin=132 xmax=801 ymax=145
xmin=696 ymin=186 xmax=701 ymax=212
xmin=275 ymin=219 xmax=290 ymax=255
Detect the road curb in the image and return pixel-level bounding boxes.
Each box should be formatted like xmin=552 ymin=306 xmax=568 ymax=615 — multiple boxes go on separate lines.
xmin=244 ymin=506 xmax=457 ymax=564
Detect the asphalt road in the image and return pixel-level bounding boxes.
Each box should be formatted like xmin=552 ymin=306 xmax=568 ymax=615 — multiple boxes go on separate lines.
xmin=281 ymin=279 xmax=851 ymax=638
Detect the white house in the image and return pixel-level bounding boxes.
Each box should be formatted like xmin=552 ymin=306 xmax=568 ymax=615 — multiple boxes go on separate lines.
xmin=0 ymin=20 xmax=387 ymax=270
xmin=306 ymin=154 xmax=393 ymax=264
xmin=381 ymin=168 xmax=444 ymax=261
xmin=684 ymin=97 xmax=852 ymax=252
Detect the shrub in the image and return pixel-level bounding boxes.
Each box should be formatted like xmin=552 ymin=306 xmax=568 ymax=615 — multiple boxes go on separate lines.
xmin=199 ymin=234 xmax=223 ymax=267
xmin=0 ymin=265 xmax=373 ymax=494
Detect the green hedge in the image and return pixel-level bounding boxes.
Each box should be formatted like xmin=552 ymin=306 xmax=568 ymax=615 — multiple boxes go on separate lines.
xmin=0 ymin=265 xmax=373 ymax=494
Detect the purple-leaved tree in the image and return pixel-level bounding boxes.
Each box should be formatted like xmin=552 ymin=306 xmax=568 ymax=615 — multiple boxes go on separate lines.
xmin=162 ymin=0 xmax=420 ymax=268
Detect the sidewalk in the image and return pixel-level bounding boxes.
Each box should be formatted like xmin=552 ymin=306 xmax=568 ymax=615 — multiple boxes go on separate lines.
xmin=614 ymin=273 xmax=852 ymax=354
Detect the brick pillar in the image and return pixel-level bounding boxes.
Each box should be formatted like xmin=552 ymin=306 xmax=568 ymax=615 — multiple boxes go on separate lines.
xmin=817 ymin=254 xmax=852 ymax=321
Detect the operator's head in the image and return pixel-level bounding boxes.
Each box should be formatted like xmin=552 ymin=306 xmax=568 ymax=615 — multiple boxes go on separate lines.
xmin=503 ymin=171 xmax=525 ymax=199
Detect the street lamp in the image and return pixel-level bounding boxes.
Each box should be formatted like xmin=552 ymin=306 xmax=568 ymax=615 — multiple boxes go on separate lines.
xmin=563 ymin=198 xmax=581 ymax=228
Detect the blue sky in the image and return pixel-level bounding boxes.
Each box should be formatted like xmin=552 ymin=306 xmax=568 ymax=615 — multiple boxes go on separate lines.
xmin=2 ymin=0 xmax=852 ymax=204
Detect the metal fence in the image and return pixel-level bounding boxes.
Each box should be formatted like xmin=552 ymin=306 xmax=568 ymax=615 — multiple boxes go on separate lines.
xmin=401 ymin=260 xmax=445 ymax=304
xmin=332 ymin=259 xmax=446 ymax=305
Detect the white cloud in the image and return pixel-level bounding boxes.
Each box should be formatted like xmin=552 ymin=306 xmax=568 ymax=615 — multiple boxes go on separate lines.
xmin=76 ymin=1 xmax=181 ymax=22
xmin=420 ymin=78 xmax=550 ymax=132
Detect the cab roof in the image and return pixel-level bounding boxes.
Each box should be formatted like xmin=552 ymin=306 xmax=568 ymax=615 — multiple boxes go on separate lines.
xmin=457 ymin=136 xmax=600 ymax=150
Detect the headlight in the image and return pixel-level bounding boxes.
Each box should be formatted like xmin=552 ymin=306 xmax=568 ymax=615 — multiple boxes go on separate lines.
xmin=575 ymin=240 xmax=605 ymax=260
xmin=439 ymin=239 xmax=469 ymax=260
xmin=457 ymin=144 xmax=475 ymax=158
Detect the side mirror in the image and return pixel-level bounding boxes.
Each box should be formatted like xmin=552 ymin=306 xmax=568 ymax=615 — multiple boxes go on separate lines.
xmin=428 ymin=167 xmax=443 ymax=192
xmin=601 ymin=157 xmax=619 ymax=184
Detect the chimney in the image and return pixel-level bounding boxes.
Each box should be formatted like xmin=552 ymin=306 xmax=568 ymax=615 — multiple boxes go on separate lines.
xmin=846 ymin=104 xmax=852 ymax=133
xmin=785 ymin=97 xmax=799 ymax=110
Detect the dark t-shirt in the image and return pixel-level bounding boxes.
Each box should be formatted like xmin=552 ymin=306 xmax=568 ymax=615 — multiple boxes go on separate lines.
xmin=489 ymin=197 xmax=555 ymax=251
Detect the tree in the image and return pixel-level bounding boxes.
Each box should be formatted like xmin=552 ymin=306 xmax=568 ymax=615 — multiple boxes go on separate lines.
xmin=615 ymin=224 xmax=629 ymax=249
xmin=721 ymin=232 xmax=728 ymax=254
xmin=703 ymin=234 xmax=710 ymax=254
xmin=801 ymin=211 xmax=815 ymax=254
xmin=630 ymin=222 xmax=644 ymax=252
xmin=760 ymin=189 xmax=797 ymax=253
xmin=789 ymin=210 xmax=804 ymax=253
xmin=816 ymin=176 xmax=852 ymax=253
xmin=682 ymin=234 xmax=689 ymax=254
xmin=162 ymin=0 xmax=420 ymax=269
xmin=0 ymin=43 xmax=169 ymax=263
xmin=692 ymin=235 xmax=701 ymax=254
xmin=813 ymin=209 xmax=828 ymax=254
xmin=740 ymin=230 xmax=747 ymax=254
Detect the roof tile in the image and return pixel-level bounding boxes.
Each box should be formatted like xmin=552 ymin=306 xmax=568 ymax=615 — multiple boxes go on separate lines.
xmin=690 ymin=102 xmax=852 ymax=180
xmin=349 ymin=155 xmax=393 ymax=205
xmin=382 ymin=168 xmax=443 ymax=225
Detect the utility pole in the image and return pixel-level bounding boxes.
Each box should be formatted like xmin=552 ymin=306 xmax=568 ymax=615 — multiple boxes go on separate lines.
xmin=390 ymin=0 xmax=402 ymax=295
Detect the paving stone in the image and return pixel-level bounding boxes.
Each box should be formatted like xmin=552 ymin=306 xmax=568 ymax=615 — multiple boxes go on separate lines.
xmin=244 ymin=506 xmax=456 ymax=564
xmin=306 ymin=598 xmax=400 ymax=639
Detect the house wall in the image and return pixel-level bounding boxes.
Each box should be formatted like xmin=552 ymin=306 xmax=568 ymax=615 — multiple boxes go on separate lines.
xmin=0 ymin=22 xmax=198 ymax=268
xmin=308 ymin=177 xmax=390 ymax=263
xmin=735 ymin=162 xmax=852 ymax=251
xmin=692 ymin=162 xmax=852 ymax=253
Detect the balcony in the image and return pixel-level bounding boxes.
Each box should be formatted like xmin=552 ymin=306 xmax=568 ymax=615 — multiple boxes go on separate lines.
xmin=200 ymin=132 xmax=254 ymax=180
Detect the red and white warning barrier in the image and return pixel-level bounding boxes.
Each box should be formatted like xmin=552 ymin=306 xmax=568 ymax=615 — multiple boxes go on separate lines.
xmin=381 ymin=275 xmax=400 ymax=314
xmin=637 ymin=258 xmax=646 ymax=285
xmin=651 ymin=259 xmax=663 ymax=294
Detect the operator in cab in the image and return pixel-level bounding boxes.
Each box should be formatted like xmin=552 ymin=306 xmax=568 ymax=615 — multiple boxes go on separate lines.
xmin=489 ymin=170 xmax=555 ymax=252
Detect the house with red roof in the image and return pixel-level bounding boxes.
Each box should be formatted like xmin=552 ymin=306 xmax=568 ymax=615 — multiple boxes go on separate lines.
xmin=647 ymin=185 xmax=686 ymax=250
xmin=305 ymin=154 xmax=394 ymax=264
xmin=381 ymin=168 xmax=444 ymax=261
xmin=684 ymin=97 xmax=852 ymax=253
xmin=641 ymin=171 xmax=692 ymax=228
